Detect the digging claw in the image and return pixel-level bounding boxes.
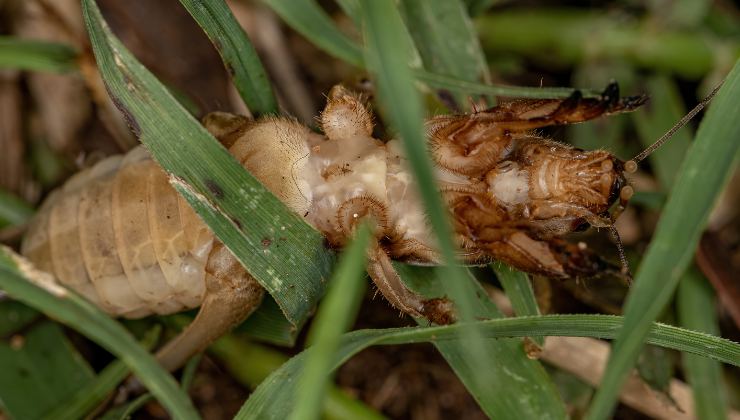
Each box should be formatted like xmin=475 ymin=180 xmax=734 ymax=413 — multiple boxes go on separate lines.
xmin=421 ymin=298 xmax=457 ymax=325
xmin=602 ymin=81 xmax=620 ymax=108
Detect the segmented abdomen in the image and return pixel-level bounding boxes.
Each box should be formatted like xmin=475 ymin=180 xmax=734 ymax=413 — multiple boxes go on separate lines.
xmin=21 ymin=146 xmax=213 ymax=318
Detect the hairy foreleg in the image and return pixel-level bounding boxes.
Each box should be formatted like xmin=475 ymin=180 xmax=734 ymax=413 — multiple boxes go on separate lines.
xmin=479 ymin=230 xmax=619 ymax=280
xmin=481 ymin=82 xmax=647 ymax=130
xmin=366 ymin=242 xmax=455 ymax=325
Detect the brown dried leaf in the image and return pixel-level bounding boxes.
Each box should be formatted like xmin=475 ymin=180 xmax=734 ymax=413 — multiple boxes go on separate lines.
xmin=0 ymin=70 xmax=26 ymax=193
xmin=11 ymin=0 xmax=91 ymax=153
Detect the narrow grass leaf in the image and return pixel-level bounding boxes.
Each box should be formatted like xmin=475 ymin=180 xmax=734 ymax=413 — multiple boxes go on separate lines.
xmin=235 ymin=314 xmax=740 ymax=419
xmin=291 ymin=224 xmax=371 ymax=420
xmin=0 ymin=247 xmax=199 ymax=419
xmin=397 ymin=264 xmax=563 ymax=418
xmin=177 ymin=0 xmax=278 ymax=116
xmin=46 ymin=326 xmax=161 ymax=420
xmin=334 ymin=0 xmax=360 ymax=24
xmin=262 ymin=0 xmax=364 ymax=66
xmin=652 ymin=0 xmax=712 ymax=28
xmin=475 ymin=10 xmax=722 ymax=79
xmin=361 ymin=0 xmax=486 ymax=390
xmin=263 ymin=0 xmax=591 ymax=100
xmin=0 ymin=189 xmax=34 ymax=227
xmin=359 ymin=1 xmax=565 ymax=417
xmin=0 ymin=37 xmax=77 ymax=73
xmin=587 ymin=59 xmax=740 ymax=420
xmin=212 ymin=335 xmax=386 ymax=420
xmin=413 ymin=70 xmax=597 ymax=98
xmin=463 ymin=0 xmax=504 ymax=17
xmin=677 ymin=268 xmax=728 ymax=420
xmin=81 ymin=0 xmax=334 ymax=328
xmin=400 ymin=0 xmax=490 ymax=106
xmin=0 ymin=300 xmax=38 ymax=336
xmin=99 ymin=393 xmax=153 ymax=420
xmin=237 ymin=295 xmax=298 ymax=346
xmin=632 ymin=75 xmax=692 ymax=189
xmin=0 ymin=321 xmax=94 ymax=420
xmin=491 ymin=262 xmax=543 ymax=346
xmin=491 ymin=263 xmax=540 ymax=318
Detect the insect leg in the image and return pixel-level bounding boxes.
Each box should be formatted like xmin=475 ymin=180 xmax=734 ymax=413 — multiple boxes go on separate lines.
xmin=320 ymin=85 xmax=374 ymax=140
xmin=154 ymin=242 xmax=264 ymax=371
xmin=367 ymin=242 xmax=456 ymax=325
xmin=485 ymin=82 xmax=648 ymax=130
xmin=202 ymin=111 xmax=251 ymax=148
xmin=481 ymin=231 xmax=618 ymax=279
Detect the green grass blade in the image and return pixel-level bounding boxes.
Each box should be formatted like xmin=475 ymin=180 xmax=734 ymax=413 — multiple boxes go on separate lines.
xmin=677 ymin=268 xmax=728 ymax=419
xmin=400 ymin=0 xmax=490 ymax=106
xmin=360 ymin=0 xmax=486 ymax=390
xmin=475 ymin=10 xmax=729 ymax=79
xmin=413 ymin=69 xmax=595 ymax=98
xmin=177 ymin=0 xmax=278 ymax=116
xmin=0 ymin=321 xmax=94 ymax=420
xmin=0 ymin=189 xmax=34 ymax=227
xmin=0 ymin=37 xmax=77 ymax=73
xmin=0 ymin=300 xmax=38 ymax=336
xmin=360 ymin=0 xmax=463 ymax=323
xmin=45 ymin=326 xmax=161 ymax=420
xmin=290 ymin=224 xmax=371 ymax=420
xmin=397 ymin=264 xmax=563 ymax=418
xmin=463 ymin=0 xmax=502 ymax=17
xmin=587 ymin=59 xmax=740 ymax=420
xmin=235 ymin=314 xmax=740 ymax=419
xmin=49 ymin=361 xmax=128 ymax=420
xmin=211 ymin=335 xmax=386 ymax=420
xmin=632 ymin=75 xmax=692 ymax=189
xmin=237 ymin=295 xmax=299 ymax=346
xmin=81 ymin=0 xmax=335 ymax=328
xmin=263 ymin=0 xmax=594 ymax=100
xmin=0 ymin=247 xmax=199 ymax=420
xmin=359 ymin=1 xmax=565 ymax=418
xmin=334 ymin=0 xmax=360 ymax=24
xmin=262 ymin=0 xmax=364 ymax=66
xmin=491 ymin=263 xmax=540 ymax=318
xmin=491 ymin=263 xmax=543 ymax=347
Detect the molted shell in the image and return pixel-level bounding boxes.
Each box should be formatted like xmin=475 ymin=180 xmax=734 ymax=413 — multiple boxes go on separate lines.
xmin=22 ymin=146 xmax=211 ymax=318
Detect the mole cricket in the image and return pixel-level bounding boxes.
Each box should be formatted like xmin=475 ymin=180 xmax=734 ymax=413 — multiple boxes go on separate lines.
xmin=20 ymin=81 xmax=716 ymax=371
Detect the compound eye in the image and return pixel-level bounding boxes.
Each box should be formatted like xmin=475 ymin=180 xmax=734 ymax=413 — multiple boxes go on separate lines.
xmin=608 ymin=173 xmax=626 ymax=205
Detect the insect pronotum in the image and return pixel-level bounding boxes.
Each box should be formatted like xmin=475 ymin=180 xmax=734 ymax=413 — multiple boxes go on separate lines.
xmin=21 ymin=82 xmax=717 ymax=371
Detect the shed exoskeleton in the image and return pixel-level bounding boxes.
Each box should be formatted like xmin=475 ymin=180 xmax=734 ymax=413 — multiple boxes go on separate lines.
xmin=21 ymin=83 xmax=647 ymax=370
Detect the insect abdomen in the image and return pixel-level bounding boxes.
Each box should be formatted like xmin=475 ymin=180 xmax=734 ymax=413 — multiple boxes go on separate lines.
xmin=22 ymin=146 xmax=214 ymax=318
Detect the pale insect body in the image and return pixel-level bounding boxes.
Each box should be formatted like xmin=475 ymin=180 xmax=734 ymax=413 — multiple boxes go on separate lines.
xmin=25 ymin=81 xmax=708 ymax=371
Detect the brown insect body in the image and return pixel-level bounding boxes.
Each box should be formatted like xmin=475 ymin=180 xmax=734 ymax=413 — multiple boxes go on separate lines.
xmin=427 ymin=88 xmax=642 ymax=279
xmin=22 ymin=145 xmax=265 ymax=371
xmin=22 ymin=83 xmax=646 ymax=369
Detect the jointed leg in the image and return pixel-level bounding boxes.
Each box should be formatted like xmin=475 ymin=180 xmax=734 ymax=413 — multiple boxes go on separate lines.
xmin=366 ymin=242 xmax=455 ymax=325
xmin=483 ymin=82 xmax=648 ymax=131
xmin=321 ymin=85 xmax=374 ymax=140
xmin=481 ymin=231 xmax=618 ymax=279
xmin=155 ymin=242 xmax=264 ymax=371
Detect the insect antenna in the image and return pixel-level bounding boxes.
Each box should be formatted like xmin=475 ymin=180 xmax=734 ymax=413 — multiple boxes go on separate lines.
xmin=624 ymin=82 xmax=723 ymax=172
xmin=608 ymin=225 xmax=632 ymax=283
